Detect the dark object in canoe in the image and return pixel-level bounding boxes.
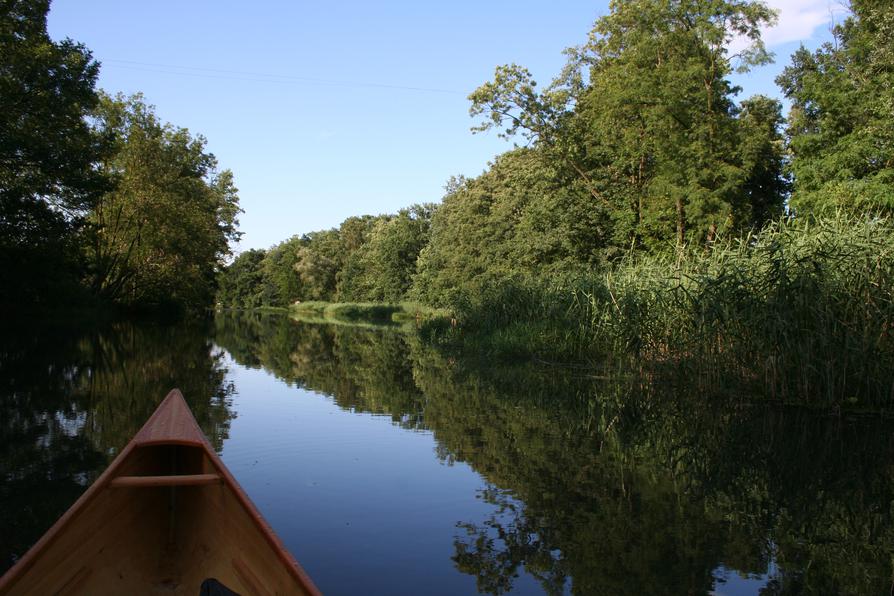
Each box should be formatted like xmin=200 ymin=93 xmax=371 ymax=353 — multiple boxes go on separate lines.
xmin=0 ymin=389 xmax=321 ymax=595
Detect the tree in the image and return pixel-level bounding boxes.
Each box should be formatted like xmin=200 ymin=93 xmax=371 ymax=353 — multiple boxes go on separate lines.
xmin=261 ymin=236 xmax=305 ymax=306
xmin=216 ymin=249 xmax=266 ymax=308
xmin=413 ymin=150 xmax=604 ymax=306
xmin=292 ymin=229 xmax=342 ymax=301
xmin=0 ymin=0 xmax=109 ymax=305
xmin=88 ymin=93 xmax=241 ymax=312
xmin=352 ymin=204 xmax=435 ymax=302
xmin=736 ymin=95 xmax=789 ymax=226
xmin=469 ymin=0 xmax=780 ymax=248
xmin=334 ymin=215 xmax=381 ymax=301
xmin=777 ymin=0 xmax=894 ymax=214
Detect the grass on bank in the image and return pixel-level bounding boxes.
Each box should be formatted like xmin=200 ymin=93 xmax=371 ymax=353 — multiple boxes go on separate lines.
xmin=290 ymin=301 xmax=451 ymax=328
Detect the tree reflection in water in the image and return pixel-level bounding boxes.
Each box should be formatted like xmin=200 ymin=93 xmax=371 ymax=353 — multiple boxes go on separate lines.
xmin=215 ymin=310 xmax=894 ymax=595
xmin=0 ymin=317 xmax=235 ymax=572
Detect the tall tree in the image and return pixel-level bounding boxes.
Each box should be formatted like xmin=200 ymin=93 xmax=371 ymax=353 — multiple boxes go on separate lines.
xmin=216 ymin=249 xmax=266 ymax=309
xmin=413 ymin=150 xmax=605 ymax=306
xmin=261 ymin=236 xmax=305 ymax=306
xmin=88 ymin=93 xmax=241 ymax=312
xmin=470 ymin=0 xmax=780 ymax=248
xmin=736 ymin=95 xmax=789 ymax=226
xmin=778 ymin=0 xmax=894 ymax=214
xmin=351 ymin=204 xmax=435 ymax=302
xmin=0 ymin=0 xmax=109 ymax=304
xmin=292 ymin=229 xmax=342 ymax=302
xmin=334 ymin=215 xmax=381 ymax=300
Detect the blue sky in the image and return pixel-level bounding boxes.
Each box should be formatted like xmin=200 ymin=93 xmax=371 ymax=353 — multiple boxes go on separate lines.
xmin=48 ymin=1 xmax=844 ymax=252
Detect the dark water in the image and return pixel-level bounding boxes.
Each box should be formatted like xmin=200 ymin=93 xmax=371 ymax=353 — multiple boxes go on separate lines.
xmin=2 ymin=312 xmax=893 ymax=595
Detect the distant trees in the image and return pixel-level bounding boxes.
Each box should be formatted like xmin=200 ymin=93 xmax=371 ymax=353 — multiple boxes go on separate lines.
xmin=217 ymin=205 xmax=436 ymax=307
xmin=216 ymin=249 xmax=266 ymax=309
xmin=346 ymin=205 xmax=436 ymax=302
xmin=261 ymin=236 xmax=305 ymax=305
xmin=413 ymin=150 xmax=603 ymax=306
xmin=0 ymin=0 xmax=109 ymax=305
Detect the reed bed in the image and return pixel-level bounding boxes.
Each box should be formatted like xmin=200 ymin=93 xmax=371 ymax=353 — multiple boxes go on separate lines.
xmin=450 ymin=214 xmax=894 ymax=408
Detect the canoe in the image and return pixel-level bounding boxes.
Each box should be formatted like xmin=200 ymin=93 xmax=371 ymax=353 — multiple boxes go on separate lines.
xmin=0 ymin=389 xmax=321 ymax=595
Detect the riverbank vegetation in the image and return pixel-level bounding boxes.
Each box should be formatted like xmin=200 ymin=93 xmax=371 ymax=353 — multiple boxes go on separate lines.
xmin=215 ymin=1 xmax=893 ymax=407
xmin=5 ymin=1 xmax=892 ymax=404
xmin=289 ymin=301 xmax=447 ymax=327
xmin=441 ymin=214 xmax=894 ymax=407
xmin=1 ymin=1 xmax=240 ymax=315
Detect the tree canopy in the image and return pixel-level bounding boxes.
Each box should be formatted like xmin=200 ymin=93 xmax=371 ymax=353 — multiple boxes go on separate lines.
xmin=87 ymin=93 xmax=241 ymax=312
xmin=0 ymin=0 xmax=109 ymax=305
xmin=468 ymin=0 xmax=783 ymax=250
xmin=778 ymin=0 xmax=894 ymax=214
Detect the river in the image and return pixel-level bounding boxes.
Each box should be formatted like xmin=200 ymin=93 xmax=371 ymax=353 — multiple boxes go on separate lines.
xmin=1 ymin=311 xmax=892 ymax=595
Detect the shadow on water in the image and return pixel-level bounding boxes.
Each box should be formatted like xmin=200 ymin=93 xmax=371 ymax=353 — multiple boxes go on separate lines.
xmin=214 ymin=310 xmax=894 ymax=595
xmin=0 ymin=317 xmax=236 ymax=573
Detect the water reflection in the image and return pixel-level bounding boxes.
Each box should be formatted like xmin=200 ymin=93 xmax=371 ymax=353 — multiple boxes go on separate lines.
xmin=215 ymin=312 xmax=427 ymax=429
xmin=0 ymin=318 xmax=235 ymax=571
xmin=215 ymin=311 xmax=894 ymax=595
xmin=2 ymin=311 xmax=892 ymax=594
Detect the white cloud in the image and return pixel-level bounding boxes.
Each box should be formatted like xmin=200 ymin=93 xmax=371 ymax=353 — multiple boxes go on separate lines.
xmin=759 ymin=0 xmax=848 ymax=46
xmin=728 ymin=0 xmax=849 ymax=54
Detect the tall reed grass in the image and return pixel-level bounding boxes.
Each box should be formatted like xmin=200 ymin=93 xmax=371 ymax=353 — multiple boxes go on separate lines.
xmin=448 ymin=214 xmax=894 ymax=408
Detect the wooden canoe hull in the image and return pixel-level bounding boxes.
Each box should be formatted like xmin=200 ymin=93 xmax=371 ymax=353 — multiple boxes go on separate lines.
xmin=0 ymin=390 xmax=320 ymax=595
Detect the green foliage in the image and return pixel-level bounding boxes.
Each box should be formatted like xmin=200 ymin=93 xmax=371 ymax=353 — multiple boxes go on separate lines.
xmin=218 ymin=206 xmax=435 ymax=308
xmin=292 ymin=228 xmax=342 ymax=301
xmin=216 ymin=249 xmax=267 ymax=308
xmin=778 ymin=0 xmax=894 ymax=214
xmin=468 ymin=0 xmax=783 ymax=250
xmin=260 ymin=236 xmax=305 ymax=306
xmin=0 ymin=0 xmax=110 ymax=306
xmin=446 ymin=214 xmax=894 ymax=408
xmin=348 ymin=205 xmax=435 ymax=302
xmin=737 ymin=95 xmax=790 ymax=225
xmin=87 ymin=93 xmax=241 ymax=312
xmin=413 ymin=150 xmax=606 ymax=306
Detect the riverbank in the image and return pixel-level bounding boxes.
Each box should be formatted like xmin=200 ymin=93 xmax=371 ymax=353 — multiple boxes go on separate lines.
xmin=290 ymin=301 xmax=450 ymax=328
xmin=225 ymin=214 xmax=894 ymax=411
xmin=428 ymin=214 xmax=894 ymax=411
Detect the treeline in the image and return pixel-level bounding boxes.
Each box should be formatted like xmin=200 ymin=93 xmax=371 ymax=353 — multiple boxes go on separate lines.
xmin=218 ymin=205 xmax=434 ymax=307
xmin=219 ymin=0 xmax=893 ymax=318
xmin=0 ymin=1 xmax=240 ymax=314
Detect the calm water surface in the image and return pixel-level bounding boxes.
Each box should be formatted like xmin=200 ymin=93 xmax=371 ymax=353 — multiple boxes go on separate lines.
xmin=2 ymin=312 xmax=893 ymax=595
